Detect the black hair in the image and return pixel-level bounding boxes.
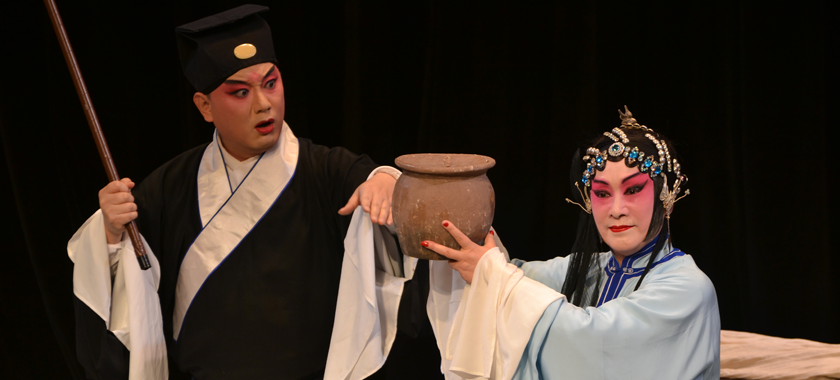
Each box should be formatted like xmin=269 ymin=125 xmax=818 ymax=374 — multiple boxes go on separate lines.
xmin=561 ymin=127 xmax=681 ymax=307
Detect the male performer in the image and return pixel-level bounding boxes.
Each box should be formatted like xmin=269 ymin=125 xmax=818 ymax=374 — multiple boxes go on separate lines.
xmin=69 ymin=5 xmax=416 ymax=379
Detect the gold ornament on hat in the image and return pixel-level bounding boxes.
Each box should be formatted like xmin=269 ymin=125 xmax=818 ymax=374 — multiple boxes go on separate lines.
xmin=234 ymin=43 xmax=257 ymax=59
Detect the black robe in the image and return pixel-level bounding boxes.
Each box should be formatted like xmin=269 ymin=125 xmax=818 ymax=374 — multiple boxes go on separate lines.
xmin=74 ymin=138 xmax=435 ymax=379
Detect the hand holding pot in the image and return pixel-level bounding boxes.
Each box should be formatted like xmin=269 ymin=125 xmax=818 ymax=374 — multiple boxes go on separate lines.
xmin=391 ymin=153 xmax=496 ymax=260
xmin=422 ymin=220 xmax=496 ymax=284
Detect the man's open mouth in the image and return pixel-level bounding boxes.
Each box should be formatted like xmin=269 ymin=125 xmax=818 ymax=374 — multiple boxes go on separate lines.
xmin=255 ymin=119 xmax=275 ymax=134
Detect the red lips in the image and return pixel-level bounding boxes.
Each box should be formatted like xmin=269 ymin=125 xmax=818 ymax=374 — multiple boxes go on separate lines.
xmin=609 ymin=225 xmax=632 ymax=233
xmin=255 ymin=118 xmax=275 ymax=134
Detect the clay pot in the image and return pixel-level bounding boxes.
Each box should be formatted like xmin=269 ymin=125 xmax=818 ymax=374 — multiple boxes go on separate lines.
xmin=392 ymin=154 xmax=496 ymax=260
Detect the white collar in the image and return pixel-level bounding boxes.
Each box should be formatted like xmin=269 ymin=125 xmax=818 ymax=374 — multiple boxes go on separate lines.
xmin=216 ymin=135 xmax=260 ymax=192
xmin=175 ymin=121 xmax=299 ymax=339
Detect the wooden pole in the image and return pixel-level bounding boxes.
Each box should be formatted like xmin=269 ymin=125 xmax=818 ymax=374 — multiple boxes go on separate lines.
xmin=43 ymin=0 xmax=151 ymax=270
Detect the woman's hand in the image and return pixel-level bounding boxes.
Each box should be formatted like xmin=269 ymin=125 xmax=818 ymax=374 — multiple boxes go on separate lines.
xmin=422 ymin=220 xmax=496 ymax=284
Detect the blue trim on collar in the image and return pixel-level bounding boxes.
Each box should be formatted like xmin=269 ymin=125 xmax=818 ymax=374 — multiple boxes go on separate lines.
xmin=175 ymin=139 xmax=299 ymax=343
xmin=596 ymin=245 xmax=685 ymax=307
xmin=177 ymin=165 xmax=297 ymax=343
xmin=610 ymin=236 xmax=659 ymax=270
xmin=195 ymin=152 xmax=265 ymax=239
xmin=217 ymin=132 xmax=262 ymax=195
xmin=216 ymin=136 xmax=234 ymax=194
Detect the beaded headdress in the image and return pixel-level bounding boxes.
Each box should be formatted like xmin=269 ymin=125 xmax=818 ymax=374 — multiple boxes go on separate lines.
xmin=566 ymin=106 xmax=689 ymax=218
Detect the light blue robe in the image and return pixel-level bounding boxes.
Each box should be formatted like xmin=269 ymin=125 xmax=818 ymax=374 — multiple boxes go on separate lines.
xmin=511 ymin=240 xmax=720 ymax=379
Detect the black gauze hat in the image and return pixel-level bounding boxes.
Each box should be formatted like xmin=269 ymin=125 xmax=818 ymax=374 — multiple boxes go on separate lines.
xmin=175 ymin=4 xmax=276 ymax=94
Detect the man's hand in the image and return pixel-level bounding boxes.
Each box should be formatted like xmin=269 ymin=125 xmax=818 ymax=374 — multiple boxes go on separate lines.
xmin=99 ymin=178 xmax=137 ymax=244
xmin=338 ymin=172 xmax=396 ymax=225
xmin=421 ymin=220 xmax=496 ymax=284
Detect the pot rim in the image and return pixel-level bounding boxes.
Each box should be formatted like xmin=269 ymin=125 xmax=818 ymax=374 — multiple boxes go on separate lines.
xmin=395 ymin=153 xmax=496 ymax=175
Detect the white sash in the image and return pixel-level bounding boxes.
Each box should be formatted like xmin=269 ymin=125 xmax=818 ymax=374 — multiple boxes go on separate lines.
xmin=173 ymin=123 xmax=299 ymax=339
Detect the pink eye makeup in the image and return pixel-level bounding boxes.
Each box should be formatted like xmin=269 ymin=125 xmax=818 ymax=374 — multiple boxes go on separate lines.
xmin=590 ymin=182 xmax=611 ymax=198
xmin=262 ymin=77 xmax=278 ymax=91
xmin=218 ymin=66 xmax=279 ymax=98
xmin=218 ymin=83 xmax=250 ymax=98
xmin=263 ymin=74 xmax=278 ymax=84
xmin=621 ymin=178 xmax=649 ymax=195
xmin=589 ymin=182 xmax=612 ymax=206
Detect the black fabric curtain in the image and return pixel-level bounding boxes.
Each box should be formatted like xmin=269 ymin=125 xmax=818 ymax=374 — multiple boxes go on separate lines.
xmin=1 ymin=0 xmax=833 ymax=378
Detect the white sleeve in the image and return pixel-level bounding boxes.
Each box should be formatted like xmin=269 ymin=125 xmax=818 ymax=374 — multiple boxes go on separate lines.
xmin=69 ymin=209 xmax=119 ymax=327
xmin=367 ymin=165 xmax=404 ymax=276
xmin=369 ymin=165 xmax=401 ymax=181
xmin=107 ymin=239 xmax=124 ymax=279
xmin=68 ymin=209 xmax=169 ymax=380
xmin=444 ymin=248 xmax=562 ymax=380
xmin=324 ymin=207 xmax=413 ymax=380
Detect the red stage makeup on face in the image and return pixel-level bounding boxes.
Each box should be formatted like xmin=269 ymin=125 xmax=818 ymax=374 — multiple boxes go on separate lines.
xmin=205 ymin=62 xmax=285 ymax=161
xmin=562 ymin=107 xmax=691 ymax=306
xmin=590 ymin=160 xmax=655 ymax=263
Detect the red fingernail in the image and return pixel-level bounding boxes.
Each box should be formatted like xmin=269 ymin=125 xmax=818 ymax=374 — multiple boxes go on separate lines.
xmin=421 ymin=241 xmax=429 ymax=247
xmin=443 ymin=222 xmax=449 ymax=227
xmin=490 ymin=230 xmax=494 ymax=235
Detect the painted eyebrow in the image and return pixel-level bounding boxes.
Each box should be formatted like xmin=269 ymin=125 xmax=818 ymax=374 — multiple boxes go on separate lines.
xmin=591 ymin=171 xmax=645 ymax=185
xmin=222 ymin=66 xmax=277 ymax=86
xmin=223 ymin=79 xmax=248 ymax=86
xmin=621 ymin=172 xmax=645 ymax=184
xmin=262 ymin=66 xmax=276 ymax=81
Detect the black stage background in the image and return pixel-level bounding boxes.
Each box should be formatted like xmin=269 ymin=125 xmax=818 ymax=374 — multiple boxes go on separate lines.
xmin=1 ymin=0 xmax=834 ymax=378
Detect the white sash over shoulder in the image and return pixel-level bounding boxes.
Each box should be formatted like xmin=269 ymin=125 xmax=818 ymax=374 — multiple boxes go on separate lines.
xmin=173 ymin=123 xmax=298 ymax=339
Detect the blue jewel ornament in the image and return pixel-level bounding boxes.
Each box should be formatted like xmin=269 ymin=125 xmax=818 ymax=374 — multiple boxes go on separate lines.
xmin=640 ymin=157 xmax=651 ymax=172
xmin=608 ymin=142 xmax=625 ymax=157
xmin=629 ymin=150 xmax=638 ymax=159
xmin=654 ymin=165 xmax=662 ymax=175
xmin=582 ymin=175 xmax=589 ymax=185
xmin=596 ymin=156 xmax=603 ymax=164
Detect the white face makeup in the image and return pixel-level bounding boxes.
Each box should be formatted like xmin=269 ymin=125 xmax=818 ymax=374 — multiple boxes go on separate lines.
xmin=195 ymin=62 xmax=285 ymax=161
xmin=590 ymin=160 xmax=656 ymax=264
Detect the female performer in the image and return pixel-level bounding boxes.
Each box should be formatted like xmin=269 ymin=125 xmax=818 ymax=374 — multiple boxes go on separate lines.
xmin=423 ymin=107 xmax=720 ymax=380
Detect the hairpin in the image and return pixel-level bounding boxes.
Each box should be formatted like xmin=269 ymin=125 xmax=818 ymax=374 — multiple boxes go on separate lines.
xmin=565 ymin=182 xmax=592 ymax=214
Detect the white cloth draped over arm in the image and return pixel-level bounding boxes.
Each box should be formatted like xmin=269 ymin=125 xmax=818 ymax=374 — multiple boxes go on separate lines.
xmin=324 ymin=166 xmax=418 ymax=380
xmin=427 ymin=229 xmax=521 ymax=380
xmin=68 ymin=209 xmax=168 ymax=380
xmin=427 ymin=260 xmax=466 ymax=380
xmin=441 ymin=248 xmax=562 ymax=380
